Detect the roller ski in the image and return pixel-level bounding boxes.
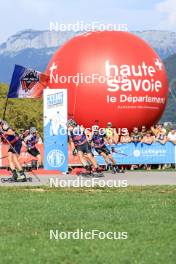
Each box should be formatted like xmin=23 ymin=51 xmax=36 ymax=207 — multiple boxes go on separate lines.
xmin=91 ymin=167 xmax=104 ymax=177
xmin=77 ymin=166 xmax=92 ymax=177
xmin=77 ymin=166 xmax=104 ymax=177
xmin=1 ymin=170 xmax=32 ymax=183
xmin=1 ymin=176 xmax=32 ymax=183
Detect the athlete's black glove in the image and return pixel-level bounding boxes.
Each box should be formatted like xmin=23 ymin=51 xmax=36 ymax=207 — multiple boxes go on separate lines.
xmin=72 ymin=148 xmax=78 ymax=156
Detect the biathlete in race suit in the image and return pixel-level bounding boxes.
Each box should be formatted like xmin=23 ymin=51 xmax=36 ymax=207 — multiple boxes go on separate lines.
xmin=90 ymin=126 xmax=124 ymax=173
xmin=23 ymin=127 xmax=42 ymax=167
xmin=0 ymin=119 xmax=26 ymax=181
xmin=67 ymin=119 xmax=100 ymax=172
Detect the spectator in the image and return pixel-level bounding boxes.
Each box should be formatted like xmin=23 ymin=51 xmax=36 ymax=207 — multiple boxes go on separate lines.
xmin=130 ymin=127 xmax=142 ymax=143
xmin=141 ymin=130 xmax=155 ymax=145
xmin=120 ymin=131 xmax=131 ymax=143
xmin=130 ymin=127 xmax=142 ymax=170
xmin=156 ymin=130 xmax=167 ymax=145
xmin=155 ymin=129 xmax=167 ymax=170
xmin=150 ymin=123 xmax=166 ymax=137
xmin=159 ymin=123 xmax=167 ymax=134
xmin=141 ymin=130 xmax=155 ymax=170
xmin=167 ymin=128 xmax=176 ymax=144
xmin=151 ymin=124 xmax=160 ymax=136
xmin=105 ymin=122 xmax=119 ymax=144
xmin=141 ymin=125 xmax=147 ymax=137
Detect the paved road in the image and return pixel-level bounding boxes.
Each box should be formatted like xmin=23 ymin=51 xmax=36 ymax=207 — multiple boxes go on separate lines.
xmin=0 ymin=171 xmax=176 ymax=186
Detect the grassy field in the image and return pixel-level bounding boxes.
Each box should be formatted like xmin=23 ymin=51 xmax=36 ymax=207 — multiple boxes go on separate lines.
xmin=0 ymin=186 xmax=175 ymax=264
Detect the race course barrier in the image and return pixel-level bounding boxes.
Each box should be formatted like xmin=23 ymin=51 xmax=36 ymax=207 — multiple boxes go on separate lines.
xmin=95 ymin=142 xmax=176 ymax=165
xmin=0 ymin=142 xmax=175 ymax=168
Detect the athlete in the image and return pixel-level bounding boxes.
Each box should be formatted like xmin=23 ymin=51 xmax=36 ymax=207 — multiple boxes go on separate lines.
xmin=0 ymin=119 xmax=26 ymax=181
xmin=23 ymin=127 xmax=42 ymax=168
xmin=90 ymin=126 xmax=124 ymax=173
xmin=67 ymin=119 xmax=100 ymax=173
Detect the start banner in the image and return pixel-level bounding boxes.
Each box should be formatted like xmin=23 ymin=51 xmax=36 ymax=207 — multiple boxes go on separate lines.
xmin=43 ymin=89 xmax=68 ymax=172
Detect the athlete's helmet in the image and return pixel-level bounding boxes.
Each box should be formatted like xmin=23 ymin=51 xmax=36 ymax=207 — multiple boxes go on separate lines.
xmin=67 ymin=119 xmax=77 ymax=128
xmin=2 ymin=121 xmax=9 ymax=131
xmin=30 ymin=127 xmax=37 ymax=134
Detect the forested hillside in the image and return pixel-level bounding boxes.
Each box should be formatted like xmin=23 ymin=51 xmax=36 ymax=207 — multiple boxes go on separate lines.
xmin=0 ymin=83 xmax=43 ymax=135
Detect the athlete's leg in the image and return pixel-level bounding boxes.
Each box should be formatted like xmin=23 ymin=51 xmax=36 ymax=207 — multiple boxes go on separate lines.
xmin=101 ymin=152 xmax=110 ymax=164
xmin=77 ymin=151 xmax=88 ymax=167
xmin=12 ymin=153 xmax=23 ymax=171
xmin=8 ymin=152 xmax=18 ymax=180
xmin=12 ymin=153 xmax=27 ymax=180
xmin=8 ymin=151 xmax=15 ymax=170
xmin=107 ymin=154 xmax=116 ymax=165
xmin=36 ymin=154 xmax=42 ymax=168
xmin=86 ymin=153 xmax=98 ymax=169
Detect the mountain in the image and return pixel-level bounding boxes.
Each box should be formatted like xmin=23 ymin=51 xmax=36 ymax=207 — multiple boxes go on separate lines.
xmin=0 ymin=30 xmax=77 ymax=83
xmin=161 ymin=54 xmax=176 ymax=123
xmin=0 ymin=29 xmax=176 ymax=83
xmin=133 ymin=30 xmax=176 ymax=60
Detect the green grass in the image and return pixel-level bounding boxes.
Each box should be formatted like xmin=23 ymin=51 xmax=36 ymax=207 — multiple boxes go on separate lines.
xmin=0 ymin=186 xmax=175 ymax=264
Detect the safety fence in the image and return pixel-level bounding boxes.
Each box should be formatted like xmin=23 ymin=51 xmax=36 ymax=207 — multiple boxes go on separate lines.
xmin=0 ymin=142 xmax=175 ymax=168
xmin=95 ymin=142 xmax=176 ymax=165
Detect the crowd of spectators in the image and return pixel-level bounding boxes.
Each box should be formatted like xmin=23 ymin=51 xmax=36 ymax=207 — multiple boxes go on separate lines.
xmin=101 ymin=122 xmax=176 ymax=145
xmin=103 ymin=122 xmax=176 ymax=170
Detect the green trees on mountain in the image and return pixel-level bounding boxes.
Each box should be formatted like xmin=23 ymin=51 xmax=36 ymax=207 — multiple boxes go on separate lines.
xmin=0 ymin=83 xmax=43 ymax=135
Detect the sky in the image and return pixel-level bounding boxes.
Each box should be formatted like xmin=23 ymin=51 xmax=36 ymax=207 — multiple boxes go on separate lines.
xmin=0 ymin=0 xmax=175 ymax=42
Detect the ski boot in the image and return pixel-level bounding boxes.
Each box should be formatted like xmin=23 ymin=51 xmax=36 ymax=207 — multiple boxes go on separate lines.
xmin=106 ymin=164 xmax=112 ymax=171
xmin=112 ymin=166 xmax=124 ymax=174
xmin=16 ymin=171 xmax=27 ymax=182
xmin=11 ymin=169 xmax=18 ymax=181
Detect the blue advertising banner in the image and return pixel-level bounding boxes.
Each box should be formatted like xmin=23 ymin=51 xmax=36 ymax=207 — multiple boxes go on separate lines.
xmin=94 ymin=142 xmax=176 ymax=165
xmin=44 ymin=89 xmax=68 ymax=172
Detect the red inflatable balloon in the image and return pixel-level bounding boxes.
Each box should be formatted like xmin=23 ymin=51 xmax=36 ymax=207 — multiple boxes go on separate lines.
xmin=46 ymin=31 xmax=168 ymax=130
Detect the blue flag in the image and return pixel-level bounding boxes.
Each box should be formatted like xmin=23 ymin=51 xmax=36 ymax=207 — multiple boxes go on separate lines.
xmin=8 ymin=65 xmax=48 ymax=98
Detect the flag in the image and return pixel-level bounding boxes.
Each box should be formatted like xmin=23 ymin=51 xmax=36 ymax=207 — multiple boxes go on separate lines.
xmin=8 ymin=65 xmax=48 ymax=98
